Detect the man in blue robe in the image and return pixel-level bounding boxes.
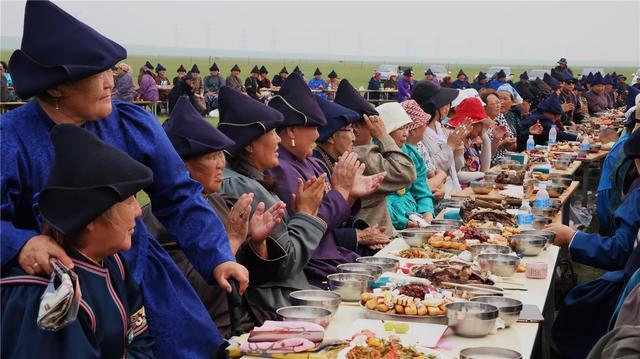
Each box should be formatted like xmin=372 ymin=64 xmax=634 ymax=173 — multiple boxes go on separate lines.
xmin=451 ymin=69 xmax=471 ymax=89
xmin=516 ymin=93 xmax=578 ymax=151
xmin=488 ymin=69 xmax=508 ymax=90
xmin=308 ymin=67 xmax=328 ymax=99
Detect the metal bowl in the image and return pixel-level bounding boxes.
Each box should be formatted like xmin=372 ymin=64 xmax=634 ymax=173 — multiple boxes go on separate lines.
xmin=355 ymin=257 xmax=399 ymax=273
xmin=532 ymin=216 xmax=552 ymax=230
xmin=558 ymin=153 xmax=578 ymax=162
xmin=469 ymin=244 xmax=511 ymax=258
xmin=476 ymin=227 xmax=502 ymax=236
xmin=590 ymin=143 xmax=602 ymax=153
xmin=508 ymin=162 xmax=525 ymax=171
xmin=549 ymin=198 xmax=562 ymax=212
xmin=327 ymin=273 xmax=373 ymax=302
xmin=445 ymin=302 xmax=499 ymax=337
xmin=276 ymin=306 xmax=332 ymax=328
xmin=518 ymin=229 xmax=556 ymax=248
xmin=532 ymin=206 xmax=555 ymax=218
xmin=498 ymin=158 xmax=516 ymax=170
xmin=546 ymin=184 xmax=565 ymax=198
xmin=337 ymin=263 xmax=383 ymax=279
xmin=471 ymin=181 xmax=494 ymax=194
xmin=550 ymin=176 xmax=572 ymax=189
xmin=460 ymin=347 xmax=523 ymax=359
xmin=476 ymin=253 xmax=519 ymax=277
xmin=510 ymin=234 xmax=547 ymax=256
xmin=471 ymin=296 xmax=523 ymax=328
xmin=289 ymin=290 xmax=342 ymax=315
xmin=439 ymin=198 xmax=466 ymax=209
xmin=551 ymin=158 xmax=571 ymax=170
xmin=430 ymin=219 xmax=463 ymax=227
xmin=399 ymin=229 xmax=442 ymax=247
xmin=483 ymin=173 xmax=499 ymax=182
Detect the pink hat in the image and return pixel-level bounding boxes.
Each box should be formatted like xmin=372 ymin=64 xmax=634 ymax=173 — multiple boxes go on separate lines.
xmin=401 ymin=100 xmax=431 ymax=131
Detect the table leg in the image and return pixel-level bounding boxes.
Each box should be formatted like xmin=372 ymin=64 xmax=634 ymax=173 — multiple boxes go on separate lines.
xmin=562 ymin=198 xmax=571 ymax=225
xmin=581 ymin=163 xmax=591 ymax=203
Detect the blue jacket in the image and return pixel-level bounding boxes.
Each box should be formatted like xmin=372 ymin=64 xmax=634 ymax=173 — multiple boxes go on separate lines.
xmin=1 ymin=100 xmax=235 ymax=357
xmin=451 ymin=80 xmax=471 ymax=89
xmin=517 ymin=112 xmax=578 ymax=151
xmin=1 ymin=251 xmax=154 ymax=358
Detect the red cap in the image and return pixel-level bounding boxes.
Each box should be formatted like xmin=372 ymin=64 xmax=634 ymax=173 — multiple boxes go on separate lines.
xmin=447 ymin=98 xmax=489 ymax=127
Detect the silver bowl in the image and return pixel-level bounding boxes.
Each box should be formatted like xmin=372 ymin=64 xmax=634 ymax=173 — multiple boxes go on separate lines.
xmin=551 ymin=158 xmax=571 ymax=170
xmin=546 ymin=184 xmax=565 ymax=198
xmin=550 ymin=177 xmax=572 ymax=189
xmin=337 ymin=263 xmax=383 ymax=279
xmin=532 ymin=216 xmax=552 ymax=230
xmin=476 ymin=253 xmax=519 ymax=277
xmin=498 ymin=158 xmax=516 ymax=170
xmin=532 ymin=206 xmax=555 ymax=218
xmin=476 ymin=227 xmax=502 ymax=236
xmin=355 ymin=257 xmax=399 ymax=273
xmin=289 ymin=290 xmax=342 ymax=315
xmin=589 ymin=143 xmax=602 ymax=153
xmin=469 ymin=244 xmax=511 ymax=258
xmin=510 ymin=234 xmax=547 ymax=256
xmin=326 ymin=273 xmax=373 ymax=301
xmin=399 ymin=228 xmax=443 ymax=247
xmin=460 ymin=347 xmax=523 ymax=359
xmin=471 ymin=296 xmax=523 ymax=328
xmin=439 ymin=198 xmax=466 ymax=209
xmin=508 ymin=162 xmax=525 ymax=171
xmin=445 ymin=302 xmax=499 ymax=337
xmin=483 ymin=173 xmax=499 ymax=182
xmin=276 ymin=306 xmax=332 ymax=328
xmin=471 ymin=181 xmax=494 ymax=194
xmin=430 ymin=219 xmax=463 ymax=227
xmin=518 ymin=229 xmax=556 ymax=248
xmin=558 ymin=153 xmax=578 ymax=162
xmin=549 ymin=198 xmax=562 ymax=212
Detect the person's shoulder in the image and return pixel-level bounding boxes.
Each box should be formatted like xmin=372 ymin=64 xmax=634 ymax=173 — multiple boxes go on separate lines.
xmin=1 ymin=265 xmax=49 ymax=289
xmin=0 ymin=100 xmax=37 ymax=128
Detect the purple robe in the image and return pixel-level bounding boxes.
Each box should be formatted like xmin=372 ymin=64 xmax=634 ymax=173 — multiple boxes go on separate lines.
xmin=584 ymin=90 xmax=611 ymax=115
xmin=396 ymin=77 xmax=411 ymax=102
xmin=266 ymin=148 xmax=359 ymax=288
xmin=139 ymin=74 xmax=159 ymax=102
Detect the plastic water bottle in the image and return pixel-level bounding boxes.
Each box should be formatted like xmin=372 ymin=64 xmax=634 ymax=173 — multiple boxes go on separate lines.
xmin=526 ymin=135 xmax=535 ymax=152
xmin=548 ymin=125 xmax=557 ymax=145
xmin=535 ymin=182 xmax=551 ymax=209
xmin=581 ymin=136 xmax=590 ymax=151
xmin=517 ymin=199 xmax=534 ymax=228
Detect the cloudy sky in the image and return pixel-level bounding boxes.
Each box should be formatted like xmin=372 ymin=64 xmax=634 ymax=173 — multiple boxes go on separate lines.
xmin=1 ymin=0 xmax=639 ymax=65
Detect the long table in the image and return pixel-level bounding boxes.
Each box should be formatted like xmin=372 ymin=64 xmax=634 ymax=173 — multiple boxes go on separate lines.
xmin=320 ymin=239 xmax=560 ymax=359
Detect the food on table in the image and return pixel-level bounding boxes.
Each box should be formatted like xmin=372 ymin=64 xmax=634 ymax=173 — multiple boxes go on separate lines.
xmin=360 ymin=283 xmax=455 ymax=318
xmin=459 ymin=200 xmax=517 ymax=226
xmin=395 ymin=247 xmax=454 ymax=260
xmin=345 ymin=331 xmax=437 ymax=359
xmin=495 ymin=170 xmax=525 ymax=185
xmin=465 ymin=220 xmax=520 ymax=238
xmin=549 ymin=143 xmax=577 ymax=152
xmin=382 ymin=322 xmax=409 ymax=334
xmin=409 ymin=261 xmax=493 ymax=285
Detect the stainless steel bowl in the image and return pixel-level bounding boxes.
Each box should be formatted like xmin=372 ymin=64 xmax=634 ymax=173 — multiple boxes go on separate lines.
xmin=483 ymin=173 xmax=499 ymax=182
xmin=558 ymin=153 xmax=578 ymax=162
xmin=590 ymin=143 xmax=602 ymax=153
xmin=326 ymin=273 xmax=373 ymax=301
xmin=518 ymin=229 xmax=556 ymax=248
xmin=498 ymin=158 xmax=515 ymax=170
xmin=532 ymin=206 xmax=555 ymax=218
xmin=510 ymin=234 xmax=547 ymax=256
xmin=469 ymin=243 xmax=511 ymax=258
xmin=337 ymin=263 xmax=383 ymax=279
xmin=476 ymin=253 xmax=519 ymax=277
xmin=551 ymin=158 xmax=571 ymax=170
xmin=399 ymin=229 xmax=441 ymax=247
xmin=289 ymin=290 xmax=342 ymax=315
xmin=431 ymin=219 xmax=463 ymax=227
xmin=460 ymin=347 xmax=523 ymax=359
xmin=355 ymin=257 xmax=399 ymax=273
xmin=532 ymin=216 xmax=552 ymax=230
xmin=508 ymin=162 xmax=525 ymax=171
xmin=471 ymin=296 xmax=523 ymax=327
xmin=276 ymin=306 xmax=333 ymax=328
xmin=471 ymin=181 xmax=494 ymax=194
xmin=546 ymin=184 xmax=565 ymax=198
xmin=477 ymin=227 xmax=502 ymax=236
xmin=549 ymin=198 xmax=562 ymax=212
xmin=550 ymin=177 xmax=572 ymax=189
xmin=445 ymin=302 xmax=499 ymax=337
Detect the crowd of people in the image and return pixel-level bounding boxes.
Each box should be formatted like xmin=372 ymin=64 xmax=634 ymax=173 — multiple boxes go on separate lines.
xmin=1 ymin=1 xmax=639 ymax=359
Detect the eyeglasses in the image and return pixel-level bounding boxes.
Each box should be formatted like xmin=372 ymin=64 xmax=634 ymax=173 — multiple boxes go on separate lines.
xmin=337 ymin=128 xmax=355 ymax=134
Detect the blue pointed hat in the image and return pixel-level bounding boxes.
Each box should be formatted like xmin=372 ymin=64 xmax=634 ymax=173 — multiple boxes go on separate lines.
xmin=334 ymin=79 xmax=379 ymax=117
xmin=537 ymin=93 xmax=564 ymax=115
xmin=591 ymin=72 xmax=604 ymax=85
xmin=267 ymin=72 xmax=327 ymax=128
xmin=543 ymin=72 xmax=560 ymax=90
xmin=315 ymin=96 xmax=360 ymax=143
xmin=9 ymin=0 xmax=127 ymax=99
xmin=425 ymin=68 xmax=434 ymax=76
xmin=586 ymin=72 xmax=594 ymax=84
xmin=520 ymin=71 xmax=529 ymax=80
xmin=496 ymin=69 xmax=507 ymax=79
xmin=218 ymin=86 xmax=284 ymax=155
xmin=156 ymin=63 xmax=166 ymax=72
xmin=163 ymin=96 xmax=235 ymax=160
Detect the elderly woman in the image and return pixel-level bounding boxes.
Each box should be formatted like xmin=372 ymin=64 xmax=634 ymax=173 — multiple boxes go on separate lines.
xmin=446 ymin=98 xmax=493 ymax=178
xmin=136 ymin=65 xmax=159 ymax=102
xmin=483 ymin=89 xmax=517 ymax=166
xmin=381 ymin=102 xmax=436 ymax=229
xmin=112 ymin=62 xmax=135 ymax=102
xmin=218 ymin=86 xmax=327 ymax=317
xmin=2 ymin=124 xmax=154 ymax=357
xmin=143 ymin=96 xmax=286 ymax=336
xmin=265 ymin=73 xmax=384 ymax=286
xmin=1 ymin=2 xmax=247 ymax=356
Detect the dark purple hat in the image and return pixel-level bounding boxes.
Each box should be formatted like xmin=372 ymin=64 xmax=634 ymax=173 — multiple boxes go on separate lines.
xmin=543 ymin=72 xmax=560 ymax=90
xmin=557 ymin=58 xmax=567 ymax=65
xmin=9 ymin=0 xmax=127 ymax=99
xmin=315 ymin=96 xmax=360 ymax=143
xmin=251 ymin=65 xmax=260 ymax=74
xmin=592 ymin=72 xmax=605 ymax=85
xmin=231 ymin=64 xmax=241 ymax=72
xmin=190 ymin=64 xmax=200 ymax=74
xmin=328 ymin=70 xmax=338 ymax=79
xmin=156 ymin=63 xmax=166 ymax=72
xmin=267 ymin=72 xmax=327 ymax=128
xmin=313 ymin=67 xmax=322 ymax=76
xmin=425 ymin=68 xmax=434 ymax=76
xmin=279 ymin=66 xmax=288 ymax=74
xmin=496 ymin=70 xmax=507 ymax=79
xmin=534 ymin=77 xmax=553 ymax=94
xmin=333 ymin=79 xmax=378 ymax=117
xmin=411 ymin=80 xmax=459 ymax=111
xmin=520 ymin=71 xmax=529 ymax=80
xmin=260 ymin=65 xmax=269 ymax=74
xmin=39 ymin=124 xmax=152 ymax=235
xmin=586 ymin=72 xmax=595 ymax=84
xmin=477 ymin=72 xmax=487 ymax=81
xmin=537 ymin=93 xmax=564 ymax=115
xmin=144 ymin=61 xmax=154 ymax=70
xmin=218 ymin=86 xmax=284 ymax=155
xmin=177 ymin=64 xmax=187 ymax=73
xmin=209 ymin=63 xmax=220 ymax=72
xmin=163 ymin=96 xmax=235 ymax=160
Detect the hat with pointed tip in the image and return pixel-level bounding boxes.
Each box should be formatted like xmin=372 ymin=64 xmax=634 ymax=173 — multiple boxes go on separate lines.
xmin=279 ymin=66 xmax=288 ymax=74
xmin=251 ymin=65 xmax=260 ymax=74
xmin=259 ymin=65 xmax=268 ymax=74
xmin=9 ymin=0 xmax=127 ymax=99
xmin=328 ymin=70 xmax=338 ymax=79
xmin=591 ymin=72 xmax=604 ymax=86
xmin=496 ymin=69 xmax=507 ymax=79
xmin=316 ymin=96 xmax=360 ymax=143
xmin=520 ymin=71 xmax=529 ymax=80
xmin=333 ymin=79 xmax=378 ymax=117
xmin=39 ymin=124 xmax=153 ymax=235
xmin=231 ymin=64 xmax=241 ymax=72
xmin=267 ymin=72 xmax=327 ymax=128
xmin=537 ymin=93 xmax=564 ymax=115
xmin=177 ymin=64 xmax=187 ymax=73
xmin=457 ymin=69 xmax=467 ymax=78
xmin=209 ymin=63 xmax=219 ymax=72
xmin=145 ymin=61 xmax=154 ymax=70
xmin=155 ymin=63 xmax=166 ymax=72
xmin=425 ymin=68 xmax=434 ymax=76
xmin=313 ymin=67 xmax=322 ymax=76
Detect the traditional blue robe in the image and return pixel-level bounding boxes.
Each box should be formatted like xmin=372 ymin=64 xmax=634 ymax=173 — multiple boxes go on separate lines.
xmin=450 ymin=80 xmax=471 ymax=90
xmin=266 ymin=147 xmax=359 ymax=288
xmin=553 ymin=187 xmax=640 ymax=359
xmin=308 ymin=78 xmax=328 ymax=99
xmin=1 ymin=251 xmax=154 ymax=358
xmin=488 ymin=79 xmax=505 ymax=90
xmin=517 ymin=113 xmax=578 ymax=151
xmin=1 ymin=100 xmax=235 ymax=358
xmin=596 ymin=132 xmax=629 ymax=236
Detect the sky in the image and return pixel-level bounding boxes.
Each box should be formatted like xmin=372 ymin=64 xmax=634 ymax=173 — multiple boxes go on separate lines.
xmin=1 ymin=0 xmax=639 ymax=66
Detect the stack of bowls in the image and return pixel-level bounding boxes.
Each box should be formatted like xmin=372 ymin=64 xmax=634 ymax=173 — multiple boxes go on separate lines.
xmin=276 ymin=306 xmax=333 ymax=328
xmin=518 ymin=229 xmax=556 ymax=248
xmin=289 ymin=290 xmax=342 ymax=316
xmin=471 ymin=296 xmax=523 ymax=327
xmin=445 ymin=302 xmax=499 ymax=337
xmin=337 ymin=263 xmax=383 ymax=279
xmin=398 ymin=228 xmax=443 ymax=247
xmin=355 ymin=257 xmax=399 ymax=273
xmin=510 ymin=234 xmax=547 ymax=256
xmin=326 ymin=273 xmax=373 ymax=301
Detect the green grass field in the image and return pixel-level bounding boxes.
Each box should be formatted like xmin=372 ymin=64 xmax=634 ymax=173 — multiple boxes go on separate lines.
xmin=2 ymin=51 xmax=636 ymax=89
